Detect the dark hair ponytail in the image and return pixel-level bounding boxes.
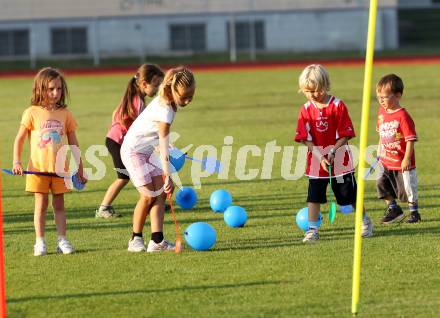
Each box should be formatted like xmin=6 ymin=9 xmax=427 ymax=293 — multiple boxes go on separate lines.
xmin=117 ymin=77 xmax=139 ymax=127
xmin=114 ymin=64 xmax=164 ymax=128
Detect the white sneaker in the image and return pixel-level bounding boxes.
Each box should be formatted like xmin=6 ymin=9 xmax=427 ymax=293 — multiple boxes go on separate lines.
xmin=57 ymin=238 xmax=75 ymax=254
xmin=362 ymin=216 xmax=374 ymax=238
xmin=95 ymin=205 xmax=121 ymax=218
xmin=302 ymin=229 xmax=319 ymax=243
xmin=128 ymin=237 xmax=147 ymax=252
xmin=147 ymin=239 xmax=175 ymax=252
xmin=34 ymin=241 xmax=47 ymax=256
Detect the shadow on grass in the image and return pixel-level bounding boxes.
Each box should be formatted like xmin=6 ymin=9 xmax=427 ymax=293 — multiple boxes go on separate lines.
xmin=7 ymin=280 xmax=284 ymax=304
xmin=6 ymin=207 xmax=440 ymax=235
xmin=198 ymin=177 xmax=287 ymax=187
xmin=4 ymin=221 xmax=131 ymax=235
xmin=3 ymin=193 xmax=304 ymax=225
xmin=4 ymin=209 xmax=291 ymax=234
xmin=214 ymin=234 xmax=308 ymax=251
xmin=37 ymin=247 xmax=117 ymax=256
xmin=418 ymin=184 xmax=440 ymax=191
xmin=4 ymin=213 xmax=224 ymax=234
xmin=317 ymin=224 xmax=440 ymax=241
xmin=1 ymin=186 xmax=120 ymax=198
xmin=4 ymin=191 xmax=439 ymax=236
xmin=371 ymin=225 xmax=440 ymax=238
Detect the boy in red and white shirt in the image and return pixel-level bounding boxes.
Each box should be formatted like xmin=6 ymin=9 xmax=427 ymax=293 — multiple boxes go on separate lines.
xmin=295 ymin=64 xmax=373 ymax=242
xmin=376 ymin=74 xmax=420 ymax=223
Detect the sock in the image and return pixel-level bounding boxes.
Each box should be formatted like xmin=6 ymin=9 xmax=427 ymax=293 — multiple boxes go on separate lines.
xmin=36 ymin=237 xmax=45 ymax=244
xmin=308 ymin=221 xmax=320 ymax=231
xmin=100 ymin=204 xmax=111 ymax=210
xmin=151 ymin=232 xmax=164 ymax=243
xmin=409 ymin=204 xmax=418 ymax=213
xmin=132 ymin=232 xmax=143 ymax=239
xmin=362 ymin=213 xmax=369 ymax=221
xmin=57 ymin=235 xmax=66 ymax=242
xmin=388 ymin=200 xmax=397 ymax=209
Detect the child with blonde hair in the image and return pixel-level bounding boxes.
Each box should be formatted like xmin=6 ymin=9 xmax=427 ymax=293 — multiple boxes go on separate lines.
xmin=96 ymin=64 xmax=164 ymax=218
xmin=12 ymin=67 xmax=87 ymax=256
xmin=121 ymin=66 xmax=196 ymax=252
xmin=294 ymin=64 xmax=373 ymax=242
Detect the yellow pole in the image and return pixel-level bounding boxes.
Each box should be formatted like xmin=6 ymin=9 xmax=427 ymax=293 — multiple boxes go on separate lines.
xmin=352 ymin=0 xmax=378 ymax=315
xmin=0 ymin=169 xmax=6 ymax=318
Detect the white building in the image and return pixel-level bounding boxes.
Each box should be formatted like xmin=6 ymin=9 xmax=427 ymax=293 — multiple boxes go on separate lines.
xmin=0 ymin=0 xmax=435 ymax=63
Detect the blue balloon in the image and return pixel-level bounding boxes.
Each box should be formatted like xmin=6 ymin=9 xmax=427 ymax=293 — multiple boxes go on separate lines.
xmin=224 ymin=206 xmax=248 ymax=227
xmin=169 ymin=148 xmax=186 ymax=172
xmin=184 ymin=222 xmax=216 ymax=251
xmin=176 ymin=187 xmax=197 ymax=209
xmin=210 ymin=189 xmax=232 ymax=213
xmin=340 ymin=205 xmax=354 ymax=214
xmin=295 ymin=207 xmax=323 ymax=232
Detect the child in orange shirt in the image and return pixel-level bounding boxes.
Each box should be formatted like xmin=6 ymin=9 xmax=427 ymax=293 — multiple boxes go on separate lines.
xmin=12 ymin=67 xmax=87 ymax=256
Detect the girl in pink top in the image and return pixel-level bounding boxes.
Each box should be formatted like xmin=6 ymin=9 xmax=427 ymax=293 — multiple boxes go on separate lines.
xmin=96 ymin=64 xmax=164 ymax=218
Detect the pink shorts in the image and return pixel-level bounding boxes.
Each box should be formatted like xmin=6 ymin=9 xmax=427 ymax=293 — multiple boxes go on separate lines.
xmin=120 ymin=147 xmax=163 ymax=187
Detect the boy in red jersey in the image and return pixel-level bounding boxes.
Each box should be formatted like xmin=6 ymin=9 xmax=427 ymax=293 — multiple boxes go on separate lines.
xmin=376 ymin=74 xmax=420 ymax=224
xmin=295 ymin=64 xmax=373 ymax=242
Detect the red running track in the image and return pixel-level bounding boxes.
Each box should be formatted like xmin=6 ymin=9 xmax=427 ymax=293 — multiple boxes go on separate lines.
xmin=1 ymin=55 xmax=440 ymax=78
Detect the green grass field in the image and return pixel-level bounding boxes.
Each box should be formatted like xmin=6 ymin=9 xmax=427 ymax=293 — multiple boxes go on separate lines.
xmin=1 ymin=63 xmax=440 ymax=317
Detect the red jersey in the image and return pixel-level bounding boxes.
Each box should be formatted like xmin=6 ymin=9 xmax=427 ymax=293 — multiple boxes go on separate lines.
xmin=376 ymin=107 xmax=417 ymax=170
xmin=295 ymin=96 xmax=356 ymax=178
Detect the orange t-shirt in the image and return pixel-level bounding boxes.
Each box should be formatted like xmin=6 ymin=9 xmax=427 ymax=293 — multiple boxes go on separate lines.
xmin=21 ymin=106 xmax=77 ymax=173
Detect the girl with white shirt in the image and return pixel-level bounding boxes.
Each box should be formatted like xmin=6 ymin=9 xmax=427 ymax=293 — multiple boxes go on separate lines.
xmin=121 ymin=67 xmax=196 ymax=252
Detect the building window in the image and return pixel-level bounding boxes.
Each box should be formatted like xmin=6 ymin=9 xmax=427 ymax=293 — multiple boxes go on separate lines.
xmin=227 ymin=21 xmax=265 ymax=50
xmin=398 ymin=8 xmax=440 ymax=47
xmin=0 ymin=29 xmax=29 ymax=56
xmin=170 ymin=24 xmax=206 ymax=51
xmin=51 ymin=27 xmax=88 ymax=55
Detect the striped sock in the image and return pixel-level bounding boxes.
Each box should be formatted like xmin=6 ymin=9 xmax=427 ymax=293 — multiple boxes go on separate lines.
xmin=388 ymin=200 xmax=397 ymax=209
xmin=409 ymin=204 xmax=418 ymax=212
xmin=308 ymin=221 xmax=320 ymax=231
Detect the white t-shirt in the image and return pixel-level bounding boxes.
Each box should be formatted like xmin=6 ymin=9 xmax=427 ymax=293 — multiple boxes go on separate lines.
xmin=122 ymin=96 xmax=175 ymax=153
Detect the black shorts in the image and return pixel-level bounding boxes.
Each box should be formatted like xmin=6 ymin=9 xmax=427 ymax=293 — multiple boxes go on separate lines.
xmin=307 ymin=172 xmax=357 ymax=205
xmin=105 ymin=137 xmax=130 ymax=180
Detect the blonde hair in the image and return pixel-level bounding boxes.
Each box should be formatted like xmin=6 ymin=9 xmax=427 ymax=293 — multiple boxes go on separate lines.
xmin=298 ymin=64 xmax=331 ymax=93
xmin=31 ymin=67 xmax=68 ymax=108
xmin=158 ymin=66 xmax=195 ymax=105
